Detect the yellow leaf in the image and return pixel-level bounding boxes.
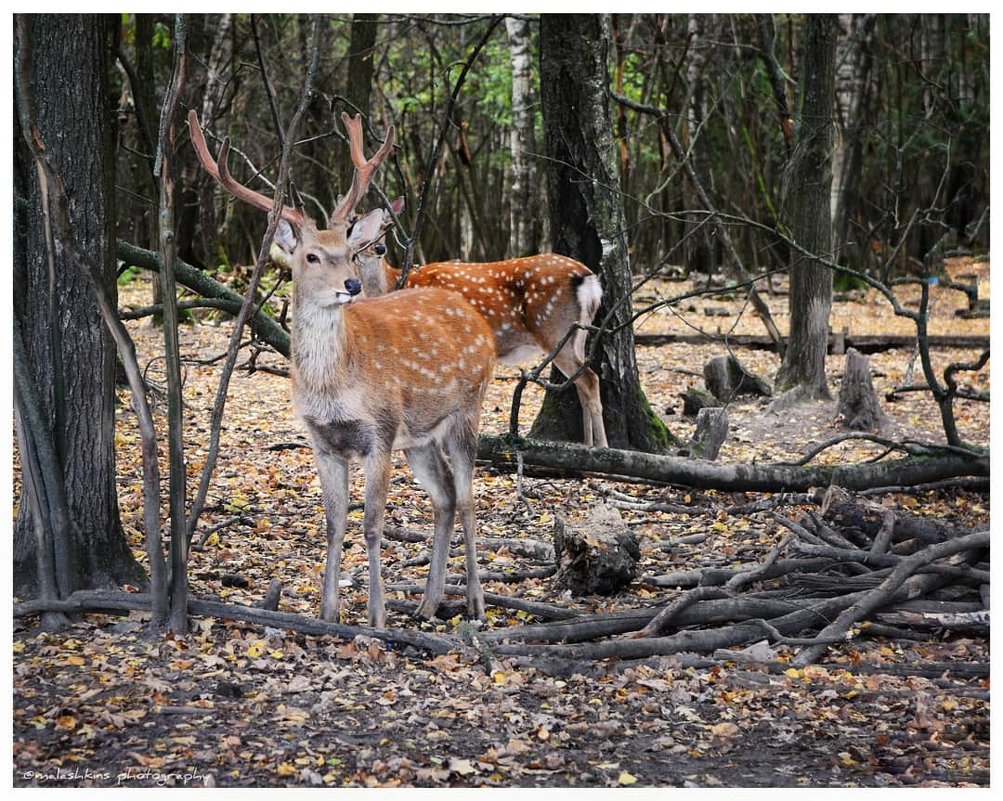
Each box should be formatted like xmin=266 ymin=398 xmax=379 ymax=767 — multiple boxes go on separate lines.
xmin=710 ymin=722 xmax=740 ymax=739
xmin=492 ymin=671 xmax=507 ymax=685
xmin=55 ymin=715 xmax=77 ymax=731
xmin=65 ymin=655 xmax=86 ymax=666
xmin=784 ymin=668 xmax=802 ymax=679
xmin=618 ymin=771 xmax=638 ymax=785
xmin=275 ymin=763 xmax=297 ymax=777
xmin=225 ymin=494 xmax=249 ymax=513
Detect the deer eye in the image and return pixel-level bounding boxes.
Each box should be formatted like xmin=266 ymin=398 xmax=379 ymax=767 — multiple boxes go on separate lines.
xmin=375 ymin=243 xmax=387 ymax=256
xmin=306 ymin=253 xmax=321 ymax=264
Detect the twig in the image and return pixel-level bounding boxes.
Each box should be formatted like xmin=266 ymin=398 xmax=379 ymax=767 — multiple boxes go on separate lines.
xmin=192 ymin=515 xmax=253 ymax=549
xmin=185 ymin=18 xmax=323 ymax=540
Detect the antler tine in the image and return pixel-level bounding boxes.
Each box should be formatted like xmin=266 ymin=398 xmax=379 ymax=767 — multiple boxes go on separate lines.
xmin=187 ymin=110 xmax=307 ymax=227
xmin=330 ymin=113 xmax=396 ymax=224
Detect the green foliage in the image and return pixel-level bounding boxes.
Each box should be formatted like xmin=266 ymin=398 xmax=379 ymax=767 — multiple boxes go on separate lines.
xmin=106 ymin=13 xmax=988 ymax=289
xmin=470 ymin=38 xmax=514 ymax=127
xmin=833 ymin=270 xmax=869 ymax=293
xmin=151 ymin=21 xmax=172 ymax=50
xmin=639 ymin=389 xmax=680 ymax=450
xmin=117 ymin=264 xmax=140 ymax=285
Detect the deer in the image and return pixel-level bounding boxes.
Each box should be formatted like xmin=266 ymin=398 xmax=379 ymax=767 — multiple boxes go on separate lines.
xmin=188 ymin=109 xmax=495 ymax=628
xmin=354 ymin=201 xmax=608 ymax=448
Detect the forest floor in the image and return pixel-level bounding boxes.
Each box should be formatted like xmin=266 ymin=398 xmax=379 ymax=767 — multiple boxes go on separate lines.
xmin=12 ymin=258 xmax=991 ymax=789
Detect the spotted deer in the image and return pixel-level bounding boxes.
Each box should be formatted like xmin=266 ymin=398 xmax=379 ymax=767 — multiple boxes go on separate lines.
xmin=355 ymin=202 xmax=608 ymax=448
xmin=189 ymin=110 xmax=495 ymax=627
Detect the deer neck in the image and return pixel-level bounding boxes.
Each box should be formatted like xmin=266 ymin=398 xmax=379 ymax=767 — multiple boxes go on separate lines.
xmin=290 ymin=281 xmax=353 ymax=401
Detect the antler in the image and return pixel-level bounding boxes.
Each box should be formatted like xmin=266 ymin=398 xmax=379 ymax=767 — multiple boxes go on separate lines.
xmin=330 ymin=112 xmax=396 ymax=225
xmin=187 ymin=110 xmax=308 ymax=228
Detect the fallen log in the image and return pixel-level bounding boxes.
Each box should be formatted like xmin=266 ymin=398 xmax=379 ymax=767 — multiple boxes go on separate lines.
xmin=117 ymin=240 xmax=290 ymax=358
xmin=635 ymin=332 xmax=990 ymax=352
xmin=14 ymin=589 xmax=457 ymax=655
xmin=476 ymin=435 xmax=988 ymax=492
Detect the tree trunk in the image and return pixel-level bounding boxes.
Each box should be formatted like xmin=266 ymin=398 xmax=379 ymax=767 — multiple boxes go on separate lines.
xmin=338 ymin=13 xmax=379 ymax=199
xmin=132 ymin=14 xmax=165 ymax=324
xmin=682 ymin=14 xmax=717 ymax=274
xmin=775 ymin=14 xmax=837 ymax=399
xmin=505 ymin=15 xmax=539 ymax=257
xmin=14 ymin=14 xmax=145 ymax=597
xmin=831 ymin=14 xmax=875 ymax=261
xmin=192 ymin=12 xmax=233 ymax=269
xmin=533 ymin=13 xmax=671 ymax=452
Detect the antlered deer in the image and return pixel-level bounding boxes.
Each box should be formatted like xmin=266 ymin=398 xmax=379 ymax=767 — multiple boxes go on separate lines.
xmin=355 ymin=203 xmax=608 ymax=448
xmin=188 ymin=110 xmax=495 ymax=627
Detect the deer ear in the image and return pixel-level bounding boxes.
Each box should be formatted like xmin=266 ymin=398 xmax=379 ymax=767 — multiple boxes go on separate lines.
xmin=390 ymin=196 xmax=405 ymax=216
xmin=274 ymin=219 xmax=301 ymax=255
xmin=348 ymin=208 xmax=388 ymax=252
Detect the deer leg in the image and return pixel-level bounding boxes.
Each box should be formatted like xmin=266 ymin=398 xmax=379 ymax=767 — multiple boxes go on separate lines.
xmin=577 ymin=366 xmax=607 ymax=448
xmin=554 ymin=349 xmax=607 ymax=448
xmin=405 ymin=444 xmax=456 ymax=620
xmin=361 ymin=452 xmax=392 ymax=628
xmin=445 ymin=432 xmax=485 ymax=620
xmin=313 ymin=447 xmax=350 ymax=623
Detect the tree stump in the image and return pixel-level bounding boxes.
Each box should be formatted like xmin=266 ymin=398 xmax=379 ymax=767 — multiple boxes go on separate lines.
xmin=703 ymin=354 xmax=772 ymax=402
xmin=553 ymin=505 xmax=640 ymax=596
xmin=680 ymin=386 xmax=720 ymax=417
xmin=837 ymin=348 xmax=886 ymax=431
xmin=690 ymin=407 xmax=729 ymax=461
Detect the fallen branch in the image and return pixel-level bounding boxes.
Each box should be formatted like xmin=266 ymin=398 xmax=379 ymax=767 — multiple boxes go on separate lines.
xmin=642 ymin=558 xmax=832 ymax=589
xmin=791 ymin=530 xmax=989 ymax=666
xmin=387 ymin=582 xmax=577 ymax=621
xmin=14 ymin=589 xmax=457 ymax=654
xmin=788 ymin=539 xmax=990 ymax=583
xmin=641 ymin=533 xmax=793 ymax=637
xmin=117 ymin=240 xmax=291 ymax=358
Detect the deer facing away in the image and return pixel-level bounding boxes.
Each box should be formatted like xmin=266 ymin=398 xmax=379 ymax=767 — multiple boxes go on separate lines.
xmin=188 ymin=110 xmax=495 ymax=627
xmin=354 ymin=204 xmax=608 ymax=448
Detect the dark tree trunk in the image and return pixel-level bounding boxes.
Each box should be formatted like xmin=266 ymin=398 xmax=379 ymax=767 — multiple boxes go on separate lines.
xmin=14 ymin=14 xmax=145 ymax=597
xmin=337 ymin=13 xmax=379 ymax=200
xmin=682 ymin=14 xmax=717 ymax=275
xmin=533 ymin=13 xmax=671 ymax=453
xmin=775 ymin=14 xmax=838 ymax=399
xmin=172 ymin=14 xmax=206 ymax=269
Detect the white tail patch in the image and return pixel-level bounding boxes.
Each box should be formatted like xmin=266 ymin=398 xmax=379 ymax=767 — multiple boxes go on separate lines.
xmin=356 ymin=249 xmax=609 ymax=448
xmin=576 ymin=274 xmax=603 ymax=326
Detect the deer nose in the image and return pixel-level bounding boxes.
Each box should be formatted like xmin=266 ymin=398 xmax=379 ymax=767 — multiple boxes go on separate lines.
xmin=344 ymin=278 xmax=362 ymax=296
